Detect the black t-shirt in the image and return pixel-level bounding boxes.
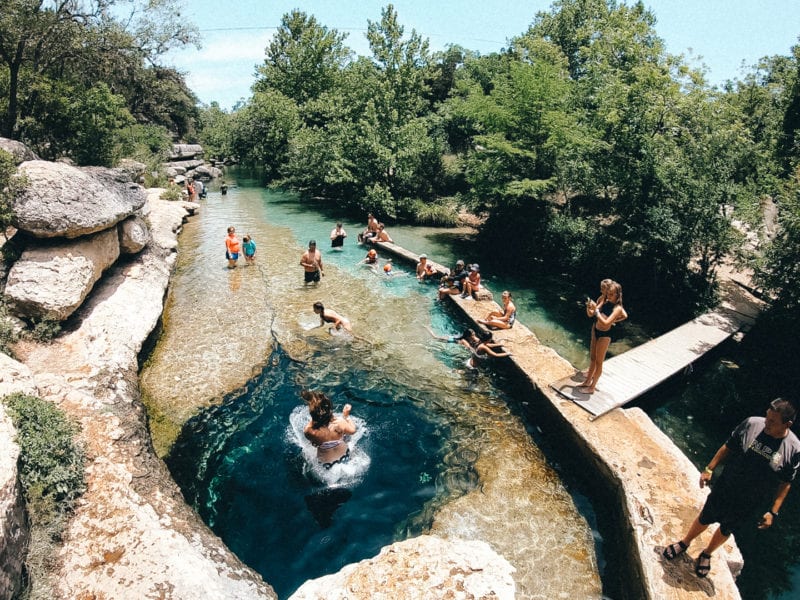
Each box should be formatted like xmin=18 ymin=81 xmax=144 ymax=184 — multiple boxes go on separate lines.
xmin=715 ymin=417 xmax=800 ymax=508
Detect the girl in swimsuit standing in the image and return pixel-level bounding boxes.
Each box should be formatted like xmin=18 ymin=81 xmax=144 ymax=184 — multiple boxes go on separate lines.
xmin=302 ymin=390 xmax=357 ymax=467
xmin=579 ymin=280 xmax=627 ymax=394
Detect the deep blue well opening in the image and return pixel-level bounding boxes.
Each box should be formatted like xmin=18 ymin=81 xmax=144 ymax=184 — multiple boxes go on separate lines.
xmin=166 ymin=346 xmax=467 ymax=599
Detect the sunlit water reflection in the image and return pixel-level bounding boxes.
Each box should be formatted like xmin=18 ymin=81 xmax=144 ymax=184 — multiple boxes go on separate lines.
xmin=141 ymin=177 xmax=602 ymax=598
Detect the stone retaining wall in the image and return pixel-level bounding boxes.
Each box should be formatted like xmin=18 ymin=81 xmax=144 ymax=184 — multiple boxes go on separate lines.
xmin=373 ymin=239 xmax=744 ymax=600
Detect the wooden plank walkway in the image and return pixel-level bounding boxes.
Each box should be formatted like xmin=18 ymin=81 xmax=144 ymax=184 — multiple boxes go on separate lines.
xmin=550 ymin=303 xmax=758 ymax=420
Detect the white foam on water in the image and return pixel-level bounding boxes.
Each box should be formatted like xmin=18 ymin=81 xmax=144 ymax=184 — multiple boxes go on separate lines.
xmin=287 ymin=405 xmax=370 ymax=487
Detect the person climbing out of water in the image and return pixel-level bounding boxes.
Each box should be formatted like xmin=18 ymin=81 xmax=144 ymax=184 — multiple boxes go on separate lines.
xmin=225 ymin=226 xmax=240 ymax=269
xmin=303 ymin=390 xmax=357 ymax=469
xmin=438 ymin=260 xmax=468 ymax=300
xmin=242 ymin=235 xmax=257 ymax=265
xmin=426 ymin=327 xmax=511 ymax=369
xmin=313 ymin=301 xmax=352 ymax=332
xmin=577 ymin=280 xmax=626 ymax=394
xmin=477 ymin=290 xmax=516 ymax=330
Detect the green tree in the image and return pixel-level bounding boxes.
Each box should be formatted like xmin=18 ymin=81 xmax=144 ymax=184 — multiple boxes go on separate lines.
xmin=230 ymin=90 xmax=301 ymax=178
xmin=253 ymin=9 xmax=350 ymax=107
xmin=68 ymin=83 xmax=134 ymax=166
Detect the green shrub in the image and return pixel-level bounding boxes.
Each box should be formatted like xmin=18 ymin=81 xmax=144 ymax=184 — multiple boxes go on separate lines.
xmin=30 ymin=318 xmax=61 ymax=343
xmin=0 ymin=300 xmax=20 ymax=356
xmin=3 ymin=392 xmax=86 ymax=522
xmin=4 ymin=392 xmax=85 ymax=599
xmin=160 ymin=184 xmax=183 ymax=201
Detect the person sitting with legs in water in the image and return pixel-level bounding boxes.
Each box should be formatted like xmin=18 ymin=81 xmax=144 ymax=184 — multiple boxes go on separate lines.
xmin=302 ymin=390 xmax=357 ymax=469
xmin=313 ymin=301 xmax=352 ymax=332
xmin=478 ymin=290 xmax=516 ymax=329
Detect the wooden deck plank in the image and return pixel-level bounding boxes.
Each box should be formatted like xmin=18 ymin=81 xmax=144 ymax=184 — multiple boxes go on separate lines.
xmin=550 ymin=307 xmax=750 ymax=418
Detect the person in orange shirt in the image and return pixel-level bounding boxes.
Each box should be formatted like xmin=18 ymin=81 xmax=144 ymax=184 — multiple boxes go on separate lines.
xmin=225 ymin=226 xmax=241 ymax=269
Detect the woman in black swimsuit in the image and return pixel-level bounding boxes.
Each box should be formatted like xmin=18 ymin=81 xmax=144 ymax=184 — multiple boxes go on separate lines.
xmin=579 ymin=280 xmax=627 ymax=394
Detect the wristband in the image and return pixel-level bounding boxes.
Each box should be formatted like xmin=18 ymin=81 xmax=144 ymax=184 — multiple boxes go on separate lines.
xmin=769 ymin=510 xmax=779 ymax=518
xmin=703 ymin=466 xmax=713 ymax=475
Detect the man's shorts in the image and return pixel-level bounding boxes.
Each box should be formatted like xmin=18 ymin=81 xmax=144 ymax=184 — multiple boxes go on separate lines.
xmin=304 ymin=270 xmax=321 ymax=283
xmin=698 ymin=488 xmax=753 ymax=537
xmin=226 ymin=251 xmax=239 ymax=260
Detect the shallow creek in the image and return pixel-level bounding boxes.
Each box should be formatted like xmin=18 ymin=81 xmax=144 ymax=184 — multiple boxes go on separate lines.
xmin=140 ymin=181 xmax=602 ymax=598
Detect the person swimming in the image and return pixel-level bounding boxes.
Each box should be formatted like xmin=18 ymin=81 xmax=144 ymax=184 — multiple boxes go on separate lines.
xmin=312 ymin=301 xmax=352 ymax=332
xmin=302 ymin=390 xmax=357 ymax=468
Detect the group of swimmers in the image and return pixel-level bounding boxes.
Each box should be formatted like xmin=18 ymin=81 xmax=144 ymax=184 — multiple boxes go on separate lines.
xmin=224 ymin=226 xmax=257 ymax=269
xmin=297 ymin=219 xmax=627 ymax=467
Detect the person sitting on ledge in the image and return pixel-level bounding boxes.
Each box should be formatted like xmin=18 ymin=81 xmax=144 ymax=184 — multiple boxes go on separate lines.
xmin=366 ymin=223 xmax=393 ymax=244
xmin=461 ymin=264 xmax=482 ymax=299
xmin=478 ymin=290 xmax=516 ymax=329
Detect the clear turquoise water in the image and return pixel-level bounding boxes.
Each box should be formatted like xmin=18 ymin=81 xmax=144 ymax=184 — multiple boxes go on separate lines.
xmin=158 ymin=173 xmax=604 ymax=599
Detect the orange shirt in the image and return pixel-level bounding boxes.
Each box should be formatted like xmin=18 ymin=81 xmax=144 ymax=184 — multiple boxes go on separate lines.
xmin=226 ymin=234 xmax=240 ymax=253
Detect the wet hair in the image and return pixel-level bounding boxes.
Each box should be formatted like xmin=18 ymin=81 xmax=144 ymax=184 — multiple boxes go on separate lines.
xmin=303 ymin=390 xmax=334 ymax=427
xmin=336 ymin=222 xmax=342 ymax=227
xmin=308 ymin=239 xmax=316 ymax=247
xmin=313 ymin=301 xmax=324 ymax=313
xmin=609 ymin=281 xmax=623 ymax=306
xmin=478 ymin=329 xmax=493 ymax=342
xmin=770 ymin=398 xmax=797 ymax=423
xmin=501 ymin=290 xmax=512 ymax=299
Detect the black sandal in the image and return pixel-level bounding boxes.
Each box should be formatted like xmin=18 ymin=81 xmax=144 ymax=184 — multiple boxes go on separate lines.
xmin=695 ymin=551 xmax=712 ymax=578
xmin=662 ymin=540 xmax=687 ymax=560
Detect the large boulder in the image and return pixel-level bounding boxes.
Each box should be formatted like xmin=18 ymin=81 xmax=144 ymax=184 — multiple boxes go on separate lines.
xmin=193 ymin=164 xmax=223 ymax=179
xmin=4 ymin=228 xmax=120 ymax=321
xmin=164 ymin=159 xmax=204 ymax=171
xmin=0 ymin=138 xmax=38 ymax=164
xmin=289 ymin=536 xmax=515 ymax=600
xmin=0 ymin=354 xmax=36 ymax=600
xmin=13 ymin=161 xmax=146 ymax=239
xmin=169 ymin=144 xmax=203 ymax=160
xmin=118 ymin=215 xmax=150 ymax=255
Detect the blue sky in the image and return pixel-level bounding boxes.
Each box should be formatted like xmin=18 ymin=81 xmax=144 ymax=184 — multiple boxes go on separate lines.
xmin=166 ymin=1 xmax=800 ymax=110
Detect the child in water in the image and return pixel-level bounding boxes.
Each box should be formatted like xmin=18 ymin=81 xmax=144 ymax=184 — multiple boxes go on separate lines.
xmin=242 ymin=235 xmax=257 ymax=265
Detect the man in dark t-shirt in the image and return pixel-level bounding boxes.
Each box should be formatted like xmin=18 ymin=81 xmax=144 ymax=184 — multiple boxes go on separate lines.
xmin=662 ymin=398 xmax=800 ymax=579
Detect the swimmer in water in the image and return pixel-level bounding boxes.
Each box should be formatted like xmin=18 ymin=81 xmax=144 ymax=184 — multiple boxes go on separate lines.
xmin=302 ymin=390 xmax=356 ymax=468
xmin=312 ymin=301 xmax=352 ymax=332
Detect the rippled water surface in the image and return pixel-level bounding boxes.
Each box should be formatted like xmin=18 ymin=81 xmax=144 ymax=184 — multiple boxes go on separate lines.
xmin=142 ymin=175 xmax=603 ymax=599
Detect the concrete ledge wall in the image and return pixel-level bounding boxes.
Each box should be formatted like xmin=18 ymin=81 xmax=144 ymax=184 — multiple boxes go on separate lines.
xmin=373 ymin=239 xmax=743 ymax=600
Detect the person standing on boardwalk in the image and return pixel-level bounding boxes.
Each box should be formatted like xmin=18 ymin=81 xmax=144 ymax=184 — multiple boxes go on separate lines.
xmin=225 ymin=226 xmax=240 ymax=269
xmin=300 ymin=240 xmax=324 ymax=284
xmin=578 ymin=280 xmax=626 ymax=394
xmin=663 ymin=398 xmax=800 ymax=579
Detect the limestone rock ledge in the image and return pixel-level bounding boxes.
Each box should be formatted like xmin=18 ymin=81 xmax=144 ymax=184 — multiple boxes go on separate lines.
xmin=13 ymin=189 xmax=275 ymax=600
xmin=289 ymin=535 xmax=515 ymax=600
